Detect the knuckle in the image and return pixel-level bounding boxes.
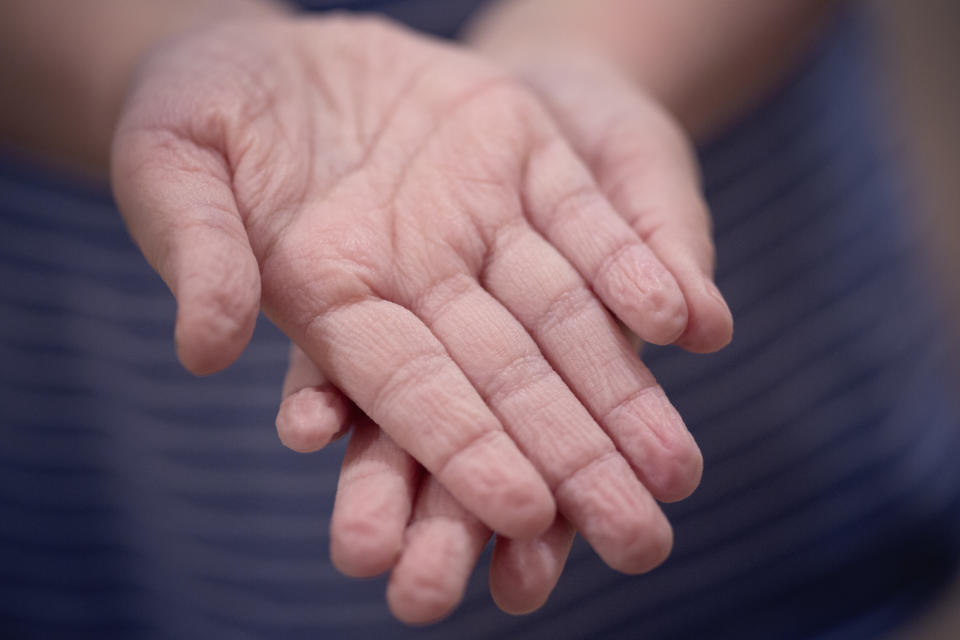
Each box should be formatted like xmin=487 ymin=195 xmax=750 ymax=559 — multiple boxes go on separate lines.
xmin=599 ymin=383 xmax=658 ymax=427
xmin=593 ymin=237 xmax=642 ymax=287
xmin=555 ymin=449 xmax=620 ymax=497
xmin=536 ymin=283 xmax=596 ymax=338
xmin=481 ymin=351 xmax=555 ymax=408
xmin=408 ymin=271 xmax=475 ymax=323
xmin=436 ymin=430 xmax=554 ymax=537
xmin=546 ymin=183 xmax=605 ymax=233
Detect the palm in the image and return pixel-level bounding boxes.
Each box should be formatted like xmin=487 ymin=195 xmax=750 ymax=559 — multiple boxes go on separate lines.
xmin=227 ymin=22 xmax=597 ymax=313
xmin=252 ymin=52 xmax=546 ymax=325
xmin=113 ymin=15 xmax=726 ymax=623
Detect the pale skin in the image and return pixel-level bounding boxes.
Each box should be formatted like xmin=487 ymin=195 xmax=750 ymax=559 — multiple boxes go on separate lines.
xmin=0 ymin=0 xmax=834 ymax=626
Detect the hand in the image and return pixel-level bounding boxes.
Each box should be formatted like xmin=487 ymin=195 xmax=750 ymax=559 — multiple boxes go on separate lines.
xmin=264 ymin=22 xmax=732 ymax=623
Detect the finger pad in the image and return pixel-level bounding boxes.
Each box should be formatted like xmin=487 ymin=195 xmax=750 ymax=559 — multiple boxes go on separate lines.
xmin=490 ymin=524 xmax=573 ymax=614
xmin=387 ymin=521 xmax=481 ymax=625
xmin=276 ymin=387 xmax=349 ymax=452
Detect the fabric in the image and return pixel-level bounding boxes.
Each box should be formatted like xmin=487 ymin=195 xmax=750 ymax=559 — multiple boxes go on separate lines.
xmin=1 ymin=4 xmax=958 ymax=639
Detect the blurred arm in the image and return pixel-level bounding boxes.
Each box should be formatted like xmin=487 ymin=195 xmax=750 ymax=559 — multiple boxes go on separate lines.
xmin=465 ymin=0 xmax=838 ymax=138
xmin=0 ymin=0 xmax=284 ymax=175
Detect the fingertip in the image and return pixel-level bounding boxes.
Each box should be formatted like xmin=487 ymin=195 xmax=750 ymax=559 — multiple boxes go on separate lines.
xmin=490 ymin=569 xmax=551 ymax=615
xmin=174 ymin=303 xmax=257 ymax=375
xmin=439 ymin=433 xmax=556 ymax=540
xmin=490 ymin=581 xmax=548 ymax=616
xmin=387 ymin=557 xmax=464 ymax=626
xmin=638 ymin=285 xmax=688 ymax=346
xmin=476 ymin=476 xmax=556 ymax=541
xmin=601 ymin=508 xmax=674 ymax=575
xmin=332 ymin=536 xmax=401 ymax=579
xmin=330 ymin=508 xmax=404 ymax=578
xmin=609 ymin=386 xmax=703 ymax=503
xmin=556 ymin=455 xmax=673 ymax=575
xmin=605 ymin=251 xmax=688 ymax=346
xmin=675 ymin=279 xmax=734 ymax=353
xmin=646 ymin=436 xmax=703 ymax=504
xmin=332 ymin=423 xmax=418 ymax=579
xmin=387 ymin=580 xmax=457 ymax=626
xmin=489 ymin=521 xmax=574 ymax=615
xmin=497 ymin=479 xmax=556 ymax=541
xmin=385 ymin=512 xmax=488 ymax=626
xmin=276 ymin=386 xmax=351 ymax=453
xmin=173 ymin=256 xmax=261 ymax=376
xmin=112 ymin=124 xmax=264 ymax=376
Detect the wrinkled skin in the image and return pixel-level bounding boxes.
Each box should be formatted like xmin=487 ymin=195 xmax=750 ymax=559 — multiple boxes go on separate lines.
xmin=112 ymin=15 xmax=732 ymax=624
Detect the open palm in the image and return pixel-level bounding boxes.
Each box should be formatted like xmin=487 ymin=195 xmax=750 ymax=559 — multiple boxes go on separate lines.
xmin=112 ymin=15 xmax=729 ymax=623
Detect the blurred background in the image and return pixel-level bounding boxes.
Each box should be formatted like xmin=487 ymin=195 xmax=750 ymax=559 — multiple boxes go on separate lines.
xmin=869 ymin=0 xmax=960 ymax=355
xmin=869 ymin=1 xmax=960 ymax=637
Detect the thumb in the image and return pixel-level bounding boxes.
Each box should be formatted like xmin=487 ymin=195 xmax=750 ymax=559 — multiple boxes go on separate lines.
xmin=111 ymin=127 xmax=261 ymax=375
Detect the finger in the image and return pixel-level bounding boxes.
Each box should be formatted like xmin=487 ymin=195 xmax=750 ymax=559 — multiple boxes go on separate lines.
xmin=483 ymin=226 xmax=702 ymax=504
xmin=300 ymin=297 xmax=556 ymax=540
xmin=276 ymin=343 xmax=352 ymax=452
xmin=533 ymin=69 xmax=733 ymax=352
xmin=521 ymin=134 xmax=688 ymax=346
xmin=489 ymin=517 xmax=575 ymax=615
xmin=386 ymin=478 xmax=491 ymax=625
xmin=587 ymin=105 xmax=732 ymax=352
xmin=111 ymin=128 xmax=261 ymax=375
xmin=330 ymin=415 xmax=419 ymax=578
xmin=407 ymin=267 xmax=671 ymax=573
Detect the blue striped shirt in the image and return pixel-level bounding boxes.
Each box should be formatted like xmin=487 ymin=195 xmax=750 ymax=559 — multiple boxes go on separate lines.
xmin=1 ymin=3 xmax=958 ymax=638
